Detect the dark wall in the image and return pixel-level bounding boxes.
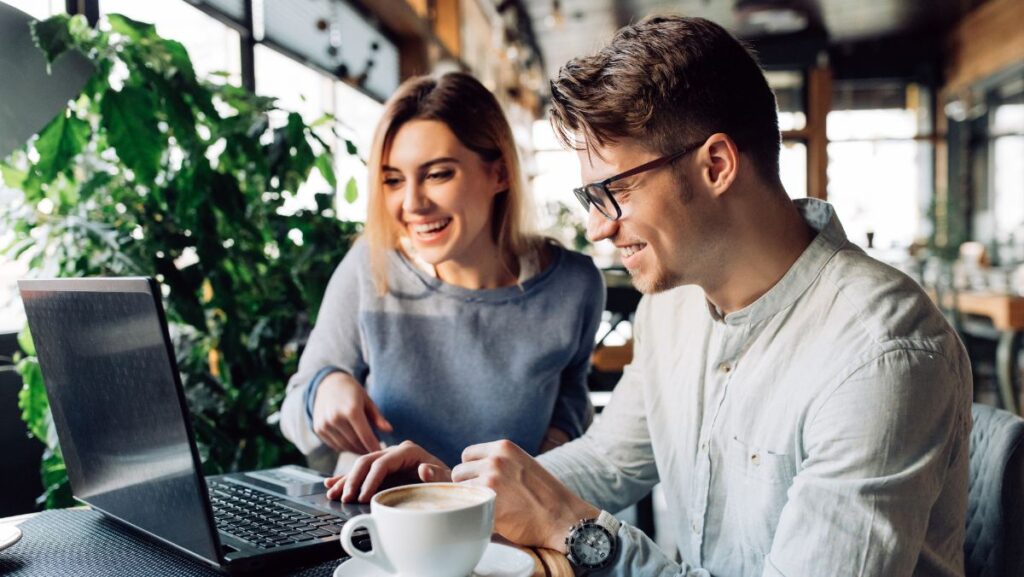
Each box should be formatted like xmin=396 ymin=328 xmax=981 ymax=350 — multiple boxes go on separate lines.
xmin=0 ymin=330 xmax=43 ymax=516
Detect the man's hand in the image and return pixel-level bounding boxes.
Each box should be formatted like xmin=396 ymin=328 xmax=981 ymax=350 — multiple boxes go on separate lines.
xmin=452 ymin=440 xmax=599 ymax=552
xmin=539 ymin=427 xmax=570 ymax=453
xmin=323 ymin=441 xmax=451 ymax=502
xmin=312 ymin=372 xmax=393 ymax=454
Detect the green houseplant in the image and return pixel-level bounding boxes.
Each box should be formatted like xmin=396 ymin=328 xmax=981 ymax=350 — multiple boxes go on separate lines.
xmin=1 ymin=13 xmax=363 ymax=508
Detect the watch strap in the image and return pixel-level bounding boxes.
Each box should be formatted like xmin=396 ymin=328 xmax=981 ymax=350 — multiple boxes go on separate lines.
xmin=595 ymin=510 xmax=621 ymax=537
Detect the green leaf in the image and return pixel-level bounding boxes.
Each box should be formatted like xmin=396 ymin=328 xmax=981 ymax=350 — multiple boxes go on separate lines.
xmin=315 ymin=153 xmax=337 ymax=189
xmin=345 ymin=140 xmax=358 ymax=156
xmin=107 ymin=13 xmax=157 ymax=42
xmin=0 ymin=163 xmax=27 ymax=189
xmin=161 ymin=39 xmax=197 ymax=84
xmin=344 ymin=176 xmax=358 ymax=204
xmin=29 ymin=112 xmax=89 ymax=189
xmin=16 ymin=357 xmax=48 ymax=441
xmin=31 ymin=14 xmax=73 ymax=66
xmin=310 ymin=114 xmax=335 ymax=129
xmin=17 ymin=325 xmax=36 ymax=356
xmin=101 ymin=86 xmax=164 ymax=183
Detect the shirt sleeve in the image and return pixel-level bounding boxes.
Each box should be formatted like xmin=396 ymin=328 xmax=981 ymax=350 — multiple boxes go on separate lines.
xmin=547 ymin=259 xmax=605 ymax=439
xmin=538 ymin=294 xmax=659 ymax=513
xmin=594 ymin=524 xmax=711 ymax=577
xmin=762 ymin=346 xmax=970 ymax=577
xmin=280 ymin=240 xmax=371 ymax=455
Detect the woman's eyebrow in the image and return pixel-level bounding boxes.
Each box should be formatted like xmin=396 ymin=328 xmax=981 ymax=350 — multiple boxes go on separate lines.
xmin=382 ymin=157 xmax=460 ymax=172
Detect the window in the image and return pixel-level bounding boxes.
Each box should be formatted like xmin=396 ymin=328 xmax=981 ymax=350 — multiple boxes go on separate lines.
xmin=826 ymin=81 xmax=933 ymax=250
xmin=0 ymin=0 xmax=62 ymax=20
xmin=990 ymin=96 xmax=1024 ymax=246
xmin=100 ymin=0 xmax=242 ymax=85
xmin=255 ymin=45 xmax=382 ymax=220
xmin=767 ymin=70 xmax=808 ymax=199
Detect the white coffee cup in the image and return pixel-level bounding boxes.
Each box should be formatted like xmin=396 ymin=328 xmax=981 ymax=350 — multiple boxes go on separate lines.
xmin=339 ymin=482 xmax=496 ymax=577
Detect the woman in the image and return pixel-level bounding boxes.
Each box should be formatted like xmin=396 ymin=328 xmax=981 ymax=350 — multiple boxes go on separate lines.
xmin=280 ymin=72 xmax=604 ymax=472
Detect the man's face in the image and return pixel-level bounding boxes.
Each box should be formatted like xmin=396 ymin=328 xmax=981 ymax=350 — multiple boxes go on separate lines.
xmin=578 ymin=139 xmax=723 ymax=294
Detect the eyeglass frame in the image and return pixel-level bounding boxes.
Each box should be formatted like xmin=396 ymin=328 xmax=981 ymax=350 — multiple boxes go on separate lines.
xmin=572 ymin=139 xmax=706 ymax=221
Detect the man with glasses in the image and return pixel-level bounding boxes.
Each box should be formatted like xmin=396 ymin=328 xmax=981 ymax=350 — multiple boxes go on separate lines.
xmin=331 ymin=15 xmax=970 ymax=577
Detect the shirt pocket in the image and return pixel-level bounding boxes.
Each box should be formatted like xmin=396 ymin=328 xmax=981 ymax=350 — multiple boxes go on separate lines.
xmin=721 ymin=436 xmax=797 ymax=556
xmin=724 ymin=435 xmax=796 ymax=484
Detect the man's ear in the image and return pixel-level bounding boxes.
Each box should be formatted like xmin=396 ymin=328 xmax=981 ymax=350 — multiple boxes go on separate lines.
xmin=699 ymin=133 xmax=739 ymax=197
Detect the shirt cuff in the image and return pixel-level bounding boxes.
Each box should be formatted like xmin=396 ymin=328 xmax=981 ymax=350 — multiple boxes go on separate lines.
xmin=304 ymin=366 xmax=343 ymax=430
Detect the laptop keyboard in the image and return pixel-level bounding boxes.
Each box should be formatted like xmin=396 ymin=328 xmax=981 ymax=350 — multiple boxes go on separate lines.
xmin=208 ymin=480 xmax=346 ymax=550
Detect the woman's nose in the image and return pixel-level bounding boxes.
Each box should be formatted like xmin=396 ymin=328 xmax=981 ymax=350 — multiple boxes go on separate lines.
xmin=401 ymin=182 xmax=428 ymax=213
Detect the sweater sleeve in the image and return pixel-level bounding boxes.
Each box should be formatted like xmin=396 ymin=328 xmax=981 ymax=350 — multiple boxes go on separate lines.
xmin=548 ymin=255 xmax=604 ymax=439
xmin=280 ymin=239 xmax=371 ymax=455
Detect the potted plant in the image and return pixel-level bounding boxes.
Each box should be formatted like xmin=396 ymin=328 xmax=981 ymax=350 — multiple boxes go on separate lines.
xmin=1 ymin=13 xmax=363 ymax=508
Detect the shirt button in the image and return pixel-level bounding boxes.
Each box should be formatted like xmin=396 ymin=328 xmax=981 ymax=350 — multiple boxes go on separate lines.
xmin=750 ymin=452 xmax=761 ymax=466
xmin=718 ymin=362 xmax=732 ymax=374
xmin=691 ymin=520 xmax=702 ymax=535
xmin=700 ymin=441 xmax=709 ymax=453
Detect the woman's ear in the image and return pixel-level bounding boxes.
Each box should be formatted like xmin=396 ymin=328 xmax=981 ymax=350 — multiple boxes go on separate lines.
xmin=491 ymin=159 xmax=510 ymax=196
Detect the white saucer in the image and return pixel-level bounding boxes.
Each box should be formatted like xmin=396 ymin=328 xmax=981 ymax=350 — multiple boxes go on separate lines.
xmin=0 ymin=526 xmax=22 ymax=552
xmin=333 ymin=542 xmax=535 ymax=577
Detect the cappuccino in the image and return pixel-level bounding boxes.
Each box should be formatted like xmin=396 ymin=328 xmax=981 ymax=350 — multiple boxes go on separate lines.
xmin=378 ymin=485 xmax=488 ymax=511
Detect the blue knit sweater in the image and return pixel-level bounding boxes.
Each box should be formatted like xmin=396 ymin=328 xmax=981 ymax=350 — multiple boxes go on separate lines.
xmin=281 ymin=238 xmax=605 ymax=467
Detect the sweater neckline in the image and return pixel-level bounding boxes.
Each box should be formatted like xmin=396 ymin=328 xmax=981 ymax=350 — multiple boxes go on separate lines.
xmin=393 ymin=243 xmax=565 ymax=303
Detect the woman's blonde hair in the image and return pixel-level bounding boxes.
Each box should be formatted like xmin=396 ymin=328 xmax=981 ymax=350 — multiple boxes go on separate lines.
xmin=365 ymin=72 xmax=536 ymax=294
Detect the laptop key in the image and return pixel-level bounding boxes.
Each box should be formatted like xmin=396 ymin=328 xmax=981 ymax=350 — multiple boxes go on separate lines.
xmin=308 ymin=529 xmax=332 ymax=538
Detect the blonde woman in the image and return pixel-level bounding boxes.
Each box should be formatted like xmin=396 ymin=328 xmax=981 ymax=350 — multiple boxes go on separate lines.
xmin=280 ymin=72 xmax=604 ymax=473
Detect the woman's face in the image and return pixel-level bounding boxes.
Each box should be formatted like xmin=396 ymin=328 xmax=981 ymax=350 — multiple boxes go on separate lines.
xmin=382 ymin=119 xmax=507 ymax=268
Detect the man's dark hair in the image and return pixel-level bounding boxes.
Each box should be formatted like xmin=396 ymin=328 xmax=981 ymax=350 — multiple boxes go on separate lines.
xmin=549 ymin=15 xmax=781 ymax=183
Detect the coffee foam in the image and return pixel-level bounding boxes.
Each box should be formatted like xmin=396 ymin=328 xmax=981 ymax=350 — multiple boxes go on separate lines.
xmin=378 ymin=485 xmax=488 ymax=512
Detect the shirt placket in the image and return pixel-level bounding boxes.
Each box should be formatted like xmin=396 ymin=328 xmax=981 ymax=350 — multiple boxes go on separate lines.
xmin=689 ymin=320 xmax=748 ymax=565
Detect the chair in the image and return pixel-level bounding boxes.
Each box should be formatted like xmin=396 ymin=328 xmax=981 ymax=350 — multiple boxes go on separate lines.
xmin=966 ymin=403 xmax=1024 ymax=577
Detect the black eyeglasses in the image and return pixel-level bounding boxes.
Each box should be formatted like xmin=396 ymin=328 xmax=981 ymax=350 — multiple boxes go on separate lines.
xmin=572 ymin=140 xmax=705 ymax=221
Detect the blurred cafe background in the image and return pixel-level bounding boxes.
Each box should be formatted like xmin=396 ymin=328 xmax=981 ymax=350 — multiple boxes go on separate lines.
xmin=1 ymin=0 xmax=1022 ymax=556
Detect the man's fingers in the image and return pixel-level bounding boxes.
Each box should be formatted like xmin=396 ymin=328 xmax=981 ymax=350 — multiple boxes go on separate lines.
xmin=461 ymin=439 xmax=516 ymax=463
xmin=418 ymin=463 xmax=452 ymax=483
xmin=450 ymin=460 xmax=486 ymax=483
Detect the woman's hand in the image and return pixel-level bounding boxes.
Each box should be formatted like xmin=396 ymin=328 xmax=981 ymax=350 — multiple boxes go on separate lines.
xmin=323 ymin=441 xmax=452 ymax=502
xmin=312 ymin=372 xmax=393 ymax=454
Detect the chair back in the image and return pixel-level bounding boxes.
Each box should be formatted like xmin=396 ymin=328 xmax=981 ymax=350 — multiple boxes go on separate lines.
xmin=966 ymin=403 xmax=1024 ymax=577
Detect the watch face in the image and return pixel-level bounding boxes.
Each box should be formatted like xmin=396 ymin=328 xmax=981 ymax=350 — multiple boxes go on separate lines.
xmin=570 ymin=525 xmax=614 ymax=567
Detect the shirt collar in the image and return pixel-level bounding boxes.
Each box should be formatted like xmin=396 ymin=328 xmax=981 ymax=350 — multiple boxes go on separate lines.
xmin=707 ymin=198 xmax=849 ymax=326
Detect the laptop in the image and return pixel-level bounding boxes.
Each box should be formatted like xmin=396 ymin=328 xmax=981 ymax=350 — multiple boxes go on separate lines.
xmin=18 ymin=277 xmax=370 ymax=574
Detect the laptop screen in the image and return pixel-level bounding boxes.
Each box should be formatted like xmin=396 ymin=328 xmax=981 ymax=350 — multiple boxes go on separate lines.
xmin=19 ymin=278 xmax=222 ymax=564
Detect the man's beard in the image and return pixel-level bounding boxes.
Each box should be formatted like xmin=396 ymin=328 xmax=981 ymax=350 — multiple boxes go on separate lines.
xmin=629 ymin=174 xmax=692 ymax=295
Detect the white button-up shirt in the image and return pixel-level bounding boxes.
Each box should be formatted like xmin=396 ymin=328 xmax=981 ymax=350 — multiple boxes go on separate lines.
xmin=540 ymin=199 xmax=971 ymax=577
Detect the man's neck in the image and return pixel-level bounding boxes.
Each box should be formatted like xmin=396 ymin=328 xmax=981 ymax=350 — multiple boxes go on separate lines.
xmin=704 ymin=191 xmax=815 ymax=315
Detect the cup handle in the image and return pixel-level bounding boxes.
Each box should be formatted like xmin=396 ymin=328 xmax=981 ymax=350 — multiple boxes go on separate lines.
xmin=340 ymin=514 xmax=393 ymax=573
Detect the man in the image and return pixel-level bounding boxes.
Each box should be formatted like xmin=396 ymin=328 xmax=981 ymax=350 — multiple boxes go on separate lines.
xmin=327 ymin=15 xmax=971 ymax=576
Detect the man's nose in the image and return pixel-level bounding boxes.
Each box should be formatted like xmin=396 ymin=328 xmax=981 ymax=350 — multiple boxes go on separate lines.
xmin=586 ymin=206 xmax=618 ymax=242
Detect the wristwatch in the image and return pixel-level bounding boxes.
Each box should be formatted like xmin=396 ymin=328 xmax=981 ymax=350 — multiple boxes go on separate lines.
xmin=565 ymin=510 xmax=621 ymax=572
